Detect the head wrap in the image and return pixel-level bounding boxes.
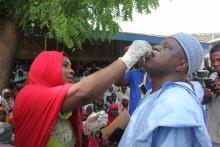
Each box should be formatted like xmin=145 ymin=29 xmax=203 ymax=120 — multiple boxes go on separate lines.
xmin=2 ymin=89 xmax=10 ymax=97
xmin=110 ymin=103 xmax=119 ymax=109
xmin=13 ymin=51 xmax=82 ymax=147
xmin=171 ymin=33 xmax=204 ymax=76
xmin=122 ymin=95 xmax=129 ymax=101
xmin=83 ymin=104 xmax=93 ymax=113
xmin=14 ymin=69 xmax=27 ymax=83
xmin=107 ymin=103 xmax=119 ymax=126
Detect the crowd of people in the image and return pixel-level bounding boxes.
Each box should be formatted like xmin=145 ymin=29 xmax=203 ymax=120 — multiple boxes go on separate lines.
xmin=1 ymin=32 xmax=220 ymax=147
xmin=0 ymin=64 xmax=29 ymax=145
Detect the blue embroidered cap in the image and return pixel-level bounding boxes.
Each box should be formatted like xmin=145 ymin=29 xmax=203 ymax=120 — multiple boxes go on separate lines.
xmin=171 ymin=33 xmax=204 ymax=76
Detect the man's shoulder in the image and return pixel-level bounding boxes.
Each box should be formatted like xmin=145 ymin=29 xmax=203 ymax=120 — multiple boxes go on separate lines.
xmin=160 ymin=86 xmax=190 ymax=99
xmin=158 ymin=84 xmax=199 ymax=109
xmin=150 ymin=85 xmax=202 ymax=124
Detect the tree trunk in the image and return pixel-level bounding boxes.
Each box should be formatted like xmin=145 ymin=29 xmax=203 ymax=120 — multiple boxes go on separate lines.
xmin=0 ymin=18 xmax=18 ymax=92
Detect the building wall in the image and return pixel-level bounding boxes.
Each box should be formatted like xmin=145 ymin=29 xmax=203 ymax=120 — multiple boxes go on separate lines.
xmin=15 ymin=35 xmax=131 ymax=62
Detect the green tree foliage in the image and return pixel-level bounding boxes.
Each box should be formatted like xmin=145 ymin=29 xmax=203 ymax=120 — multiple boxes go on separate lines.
xmin=0 ymin=0 xmax=158 ymax=48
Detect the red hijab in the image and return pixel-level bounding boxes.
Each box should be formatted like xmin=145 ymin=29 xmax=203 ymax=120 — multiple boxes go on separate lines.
xmin=13 ymin=51 xmax=82 ymax=147
xmin=107 ymin=103 xmax=119 ymax=126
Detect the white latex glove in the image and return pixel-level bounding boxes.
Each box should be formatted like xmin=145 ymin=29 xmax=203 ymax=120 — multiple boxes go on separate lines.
xmin=121 ymin=40 xmax=152 ymax=69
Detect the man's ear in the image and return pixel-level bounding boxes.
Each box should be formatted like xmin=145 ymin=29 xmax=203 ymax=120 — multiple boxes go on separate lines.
xmin=176 ymin=59 xmax=188 ymax=72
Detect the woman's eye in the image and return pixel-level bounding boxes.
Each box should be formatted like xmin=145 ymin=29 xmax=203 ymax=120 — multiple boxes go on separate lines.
xmin=63 ymin=63 xmax=68 ymax=67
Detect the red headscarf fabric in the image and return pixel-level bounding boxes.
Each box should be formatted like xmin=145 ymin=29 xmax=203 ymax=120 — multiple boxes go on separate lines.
xmin=13 ymin=51 xmax=82 ymax=147
xmin=107 ymin=103 xmax=119 ymax=126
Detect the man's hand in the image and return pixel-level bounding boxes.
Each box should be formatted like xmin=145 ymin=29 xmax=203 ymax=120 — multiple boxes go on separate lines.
xmin=212 ymin=79 xmax=220 ymax=93
xmin=204 ymin=87 xmax=214 ymax=97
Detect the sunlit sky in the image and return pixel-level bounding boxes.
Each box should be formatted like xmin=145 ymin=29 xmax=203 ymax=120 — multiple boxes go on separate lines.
xmin=118 ymin=0 xmax=220 ymax=35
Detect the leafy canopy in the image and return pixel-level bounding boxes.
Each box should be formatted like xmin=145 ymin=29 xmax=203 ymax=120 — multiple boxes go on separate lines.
xmin=0 ymin=0 xmax=159 ymax=48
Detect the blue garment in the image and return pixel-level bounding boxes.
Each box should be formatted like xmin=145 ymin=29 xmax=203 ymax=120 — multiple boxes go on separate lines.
xmin=125 ymin=69 xmax=151 ymax=115
xmin=119 ymin=82 xmax=213 ymax=147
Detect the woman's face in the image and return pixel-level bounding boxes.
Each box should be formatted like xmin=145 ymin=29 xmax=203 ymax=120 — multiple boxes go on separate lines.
xmin=62 ymin=56 xmax=74 ymax=83
xmin=86 ymin=106 xmax=93 ymax=116
xmin=110 ymin=108 xmax=118 ymax=116
xmin=3 ymin=92 xmax=10 ymax=99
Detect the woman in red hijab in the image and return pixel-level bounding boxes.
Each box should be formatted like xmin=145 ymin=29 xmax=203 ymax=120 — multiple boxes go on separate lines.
xmin=13 ymin=41 xmax=151 ymax=147
xmin=107 ymin=103 xmax=119 ymax=126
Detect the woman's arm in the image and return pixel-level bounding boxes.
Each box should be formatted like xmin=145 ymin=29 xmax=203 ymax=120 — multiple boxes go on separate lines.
xmin=61 ymin=40 xmax=152 ymax=112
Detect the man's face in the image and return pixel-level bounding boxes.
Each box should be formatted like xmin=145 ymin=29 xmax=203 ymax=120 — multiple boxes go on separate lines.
xmin=111 ymin=94 xmax=117 ymax=103
xmin=122 ymin=99 xmax=129 ymax=108
xmin=62 ymin=56 xmax=74 ymax=83
xmin=96 ymin=99 xmax=104 ymax=107
xmin=210 ymin=51 xmax=220 ymax=73
xmin=121 ymin=87 xmax=127 ymax=93
xmin=107 ymin=96 xmax=113 ymax=104
xmin=109 ymin=86 xmax=113 ymax=92
xmin=144 ymin=38 xmax=186 ymax=76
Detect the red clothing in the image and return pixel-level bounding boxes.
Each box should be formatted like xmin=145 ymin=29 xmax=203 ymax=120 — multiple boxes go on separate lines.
xmin=86 ymin=135 xmax=100 ymax=147
xmin=107 ymin=103 xmax=119 ymax=126
xmin=13 ymin=51 xmax=82 ymax=147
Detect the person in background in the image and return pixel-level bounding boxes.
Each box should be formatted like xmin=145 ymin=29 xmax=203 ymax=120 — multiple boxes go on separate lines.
xmin=83 ymin=108 xmax=107 ymax=147
xmin=103 ymin=85 xmax=115 ymax=105
xmin=82 ymin=104 xmax=94 ymax=121
xmin=1 ymin=89 xmax=14 ymax=124
xmin=115 ymin=46 xmax=152 ymax=115
xmin=116 ymin=86 xmax=130 ymax=104
xmin=1 ymin=89 xmax=14 ymax=115
xmin=0 ymin=108 xmax=6 ymax=123
xmin=119 ymin=33 xmax=213 ymax=147
xmin=121 ymin=96 xmax=129 ymax=110
xmin=106 ymin=103 xmax=119 ymax=127
xmin=89 ymin=62 xmax=99 ymax=74
xmin=204 ymin=43 xmax=220 ymax=147
xmin=13 ymin=40 xmax=152 ymax=147
xmin=0 ymin=108 xmax=14 ymax=145
xmin=118 ymin=96 xmax=129 ymax=113
xmin=204 ymin=57 xmax=214 ymax=75
xmin=14 ymin=68 xmax=27 ymax=91
xmin=110 ymin=93 xmax=117 ymax=104
xmin=94 ymin=98 xmax=105 ymax=112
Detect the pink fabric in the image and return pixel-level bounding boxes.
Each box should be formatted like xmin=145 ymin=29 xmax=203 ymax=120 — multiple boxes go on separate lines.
xmin=86 ymin=135 xmax=100 ymax=147
xmin=13 ymin=51 xmax=82 ymax=147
